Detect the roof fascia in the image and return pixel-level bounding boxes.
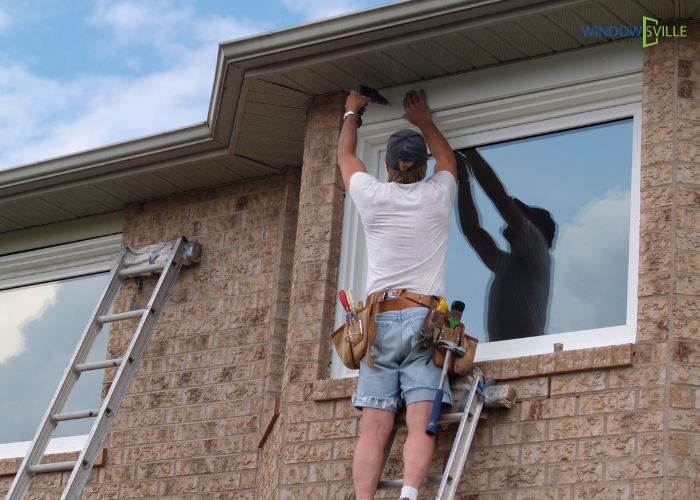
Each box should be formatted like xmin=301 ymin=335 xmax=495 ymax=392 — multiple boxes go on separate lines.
xmin=0 ymin=122 xmax=220 ymax=199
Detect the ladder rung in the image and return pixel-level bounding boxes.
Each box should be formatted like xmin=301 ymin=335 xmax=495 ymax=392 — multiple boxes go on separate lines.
xmin=118 ymin=263 xmax=166 ymax=278
xmin=27 ymin=461 xmax=77 ymax=474
xmin=74 ymin=358 xmax=123 ymax=373
xmin=96 ymin=309 xmax=148 ymax=325
xmin=377 ymin=476 xmax=443 ymax=490
xmin=395 ymin=412 xmax=464 ymax=428
xmin=51 ymin=409 xmax=101 ymax=423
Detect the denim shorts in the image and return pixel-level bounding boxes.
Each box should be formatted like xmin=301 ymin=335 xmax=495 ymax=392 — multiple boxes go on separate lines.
xmin=353 ymin=307 xmax=453 ymax=412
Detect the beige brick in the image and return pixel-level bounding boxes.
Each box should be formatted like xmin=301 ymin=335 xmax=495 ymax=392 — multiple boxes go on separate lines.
xmin=678 ymin=163 xmax=700 ymax=185
xmin=640 ymin=387 xmax=666 ymax=409
xmin=607 ymin=410 xmax=664 ymax=434
xmin=670 ymin=408 xmax=700 ymax=431
xmin=674 ymin=297 xmax=700 ymax=320
xmin=639 ymin=433 xmax=664 ymax=456
xmin=549 ymin=462 xmax=602 ymax=485
xmin=641 ymin=185 xmax=673 ymax=207
xmin=639 ymin=231 xmax=671 ymax=252
xmin=633 ymin=480 xmax=664 ymax=500
xmin=671 ymin=363 xmax=700 ymax=385
xmin=490 ymin=467 xmax=545 ymax=489
xmin=609 ymin=365 xmax=666 ymax=388
xmin=520 ymin=397 xmax=576 ymax=420
xmin=467 ymin=446 xmax=520 ymax=469
xmin=492 ymin=422 xmax=546 ymax=445
xmin=640 ymin=208 xmax=672 ymax=230
xmin=548 ymin=416 xmax=604 ymax=440
xmin=579 ymin=435 xmax=635 ymax=460
xmin=579 ymin=390 xmax=635 ymax=414
xmin=606 ymin=457 xmax=663 ymax=480
xmin=506 ymin=377 xmax=549 ymax=399
xmin=550 ymin=371 xmax=605 ymax=395
xmin=574 ymin=483 xmax=632 ymax=500
xmin=644 ymin=79 xmax=674 ymax=102
xmin=643 ymin=100 xmax=673 ymax=123
xmin=520 ymin=441 xmax=575 ymax=465
xmin=284 ymin=442 xmax=333 ymax=464
xmin=669 ymin=432 xmax=691 ymax=455
xmin=643 ymin=59 xmax=674 ymax=83
xmin=677 ymin=142 xmax=700 ymax=164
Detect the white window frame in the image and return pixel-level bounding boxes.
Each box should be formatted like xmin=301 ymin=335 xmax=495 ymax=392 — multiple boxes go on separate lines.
xmin=332 ymin=41 xmax=642 ymax=378
xmin=0 ymin=235 xmax=122 ymax=458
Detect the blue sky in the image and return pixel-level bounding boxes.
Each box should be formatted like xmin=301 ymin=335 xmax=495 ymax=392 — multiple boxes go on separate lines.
xmin=0 ymin=0 xmax=394 ymax=170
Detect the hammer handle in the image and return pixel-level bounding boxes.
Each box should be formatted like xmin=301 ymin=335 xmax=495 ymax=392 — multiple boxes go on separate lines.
xmin=426 ymin=349 xmax=451 ymax=436
xmin=426 ymin=389 xmax=443 ymax=436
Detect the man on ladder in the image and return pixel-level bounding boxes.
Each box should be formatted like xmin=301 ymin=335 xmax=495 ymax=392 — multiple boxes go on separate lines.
xmin=337 ymin=88 xmax=457 ymax=500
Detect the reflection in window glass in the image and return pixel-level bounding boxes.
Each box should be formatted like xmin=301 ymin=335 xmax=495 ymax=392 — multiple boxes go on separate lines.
xmin=0 ymin=274 xmax=110 ymax=444
xmin=441 ymin=119 xmax=633 ymax=343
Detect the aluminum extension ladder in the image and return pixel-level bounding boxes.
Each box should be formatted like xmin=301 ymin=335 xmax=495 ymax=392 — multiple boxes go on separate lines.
xmin=6 ymin=236 xmax=200 ymax=500
xmin=377 ymin=374 xmax=492 ymax=500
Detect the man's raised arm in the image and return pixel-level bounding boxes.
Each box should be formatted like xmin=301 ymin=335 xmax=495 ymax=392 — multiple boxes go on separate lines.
xmin=402 ymin=90 xmax=456 ymax=181
xmin=337 ymin=91 xmax=371 ymax=190
xmin=462 ymin=148 xmax=525 ymax=237
xmin=456 ymin=153 xmax=501 ymax=271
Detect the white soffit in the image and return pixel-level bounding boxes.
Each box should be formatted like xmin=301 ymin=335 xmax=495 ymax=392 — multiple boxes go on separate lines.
xmin=0 ymin=0 xmax=679 ymax=233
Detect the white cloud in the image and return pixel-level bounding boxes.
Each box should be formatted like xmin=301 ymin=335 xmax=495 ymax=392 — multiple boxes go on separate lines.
xmin=0 ymin=1 xmax=262 ymax=169
xmin=549 ymin=190 xmax=631 ymax=333
xmin=0 ymin=284 xmax=59 ymax=363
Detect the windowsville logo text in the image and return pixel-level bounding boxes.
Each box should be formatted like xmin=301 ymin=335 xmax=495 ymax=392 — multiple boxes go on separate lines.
xmin=582 ymin=17 xmax=687 ymax=47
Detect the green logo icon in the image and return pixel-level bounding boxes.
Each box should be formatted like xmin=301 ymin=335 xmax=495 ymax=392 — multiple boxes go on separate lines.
xmin=643 ymin=17 xmax=658 ymax=47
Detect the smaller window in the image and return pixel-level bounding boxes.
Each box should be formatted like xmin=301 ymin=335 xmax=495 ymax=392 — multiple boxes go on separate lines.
xmin=0 ymin=273 xmax=111 ymax=445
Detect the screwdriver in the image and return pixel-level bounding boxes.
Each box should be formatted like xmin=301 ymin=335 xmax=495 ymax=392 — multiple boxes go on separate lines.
xmin=346 ymin=290 xmax=358 ymax=322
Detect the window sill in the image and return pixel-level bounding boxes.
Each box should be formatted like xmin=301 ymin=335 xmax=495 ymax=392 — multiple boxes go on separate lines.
xmin=312 ymin=344 xmax=634 ymax=403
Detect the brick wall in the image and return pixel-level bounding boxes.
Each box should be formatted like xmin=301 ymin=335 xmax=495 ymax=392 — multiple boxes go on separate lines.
xmin=95 ymin=169 xmax=298 ymax=499
xmin=642 ymin=22 xmax=700 ymax=499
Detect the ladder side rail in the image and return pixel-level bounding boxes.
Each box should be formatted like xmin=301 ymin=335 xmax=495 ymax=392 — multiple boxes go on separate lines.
xmin=60 ymin=237 xmax=188 ymax=500
xmin=5 ymin=248 xmax=131 ymax=500
xmin=435 ymin=377 xmax=484 ymax=500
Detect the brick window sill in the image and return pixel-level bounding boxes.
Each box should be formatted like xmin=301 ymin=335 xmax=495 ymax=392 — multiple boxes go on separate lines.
xmin=310 ymin=344 xmax=634 ymax=403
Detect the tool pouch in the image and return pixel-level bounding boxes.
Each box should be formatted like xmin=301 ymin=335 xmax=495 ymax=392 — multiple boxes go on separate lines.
xmin=433 ymin=323 xmax=479 ymax=376
xmin=419 ymin=309 xmax=445 ymax=348
xmin=331 ymin=300 xmax=377 ymax=370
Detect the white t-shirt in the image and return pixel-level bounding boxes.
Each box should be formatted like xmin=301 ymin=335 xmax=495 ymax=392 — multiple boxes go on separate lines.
xmin=348 ymin=170 xmax=456 ymax=298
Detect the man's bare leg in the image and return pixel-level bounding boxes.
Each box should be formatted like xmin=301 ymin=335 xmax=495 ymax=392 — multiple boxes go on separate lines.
xmin=353 ymin=407 xmax=396 ymax=500
xmin=402 ymin=401 xmax=436 ymax=493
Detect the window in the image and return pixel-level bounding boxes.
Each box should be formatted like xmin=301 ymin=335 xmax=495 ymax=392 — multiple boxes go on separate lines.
xmin=0 ymin=235 xmax=120 ymax=457
xmin=332 ymin=43 xmax=641 ymax=377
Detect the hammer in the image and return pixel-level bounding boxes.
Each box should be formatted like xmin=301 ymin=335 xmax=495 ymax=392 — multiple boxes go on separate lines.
xmin=426 ymin=339 xmax=466 ymax=436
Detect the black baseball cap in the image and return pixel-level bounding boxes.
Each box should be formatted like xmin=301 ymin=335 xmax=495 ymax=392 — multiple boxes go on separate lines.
xmin=386 ymin=129 xmax=428 ymax=170
xmin=512 ymin=197 xmax=556 ymax=247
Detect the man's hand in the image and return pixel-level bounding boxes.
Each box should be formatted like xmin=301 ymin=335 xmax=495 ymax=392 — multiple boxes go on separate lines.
xmin=402 ymin=89 xmax=456 ymax=181
xmin=402 ymin=90 xmax=432 ymax=129
xmin=346 ymin=90 xmax=370 ymax=114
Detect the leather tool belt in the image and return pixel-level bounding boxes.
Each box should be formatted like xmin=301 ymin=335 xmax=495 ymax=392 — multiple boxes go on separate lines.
xmin=332 ymin=288 xmax=441 ymax=371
